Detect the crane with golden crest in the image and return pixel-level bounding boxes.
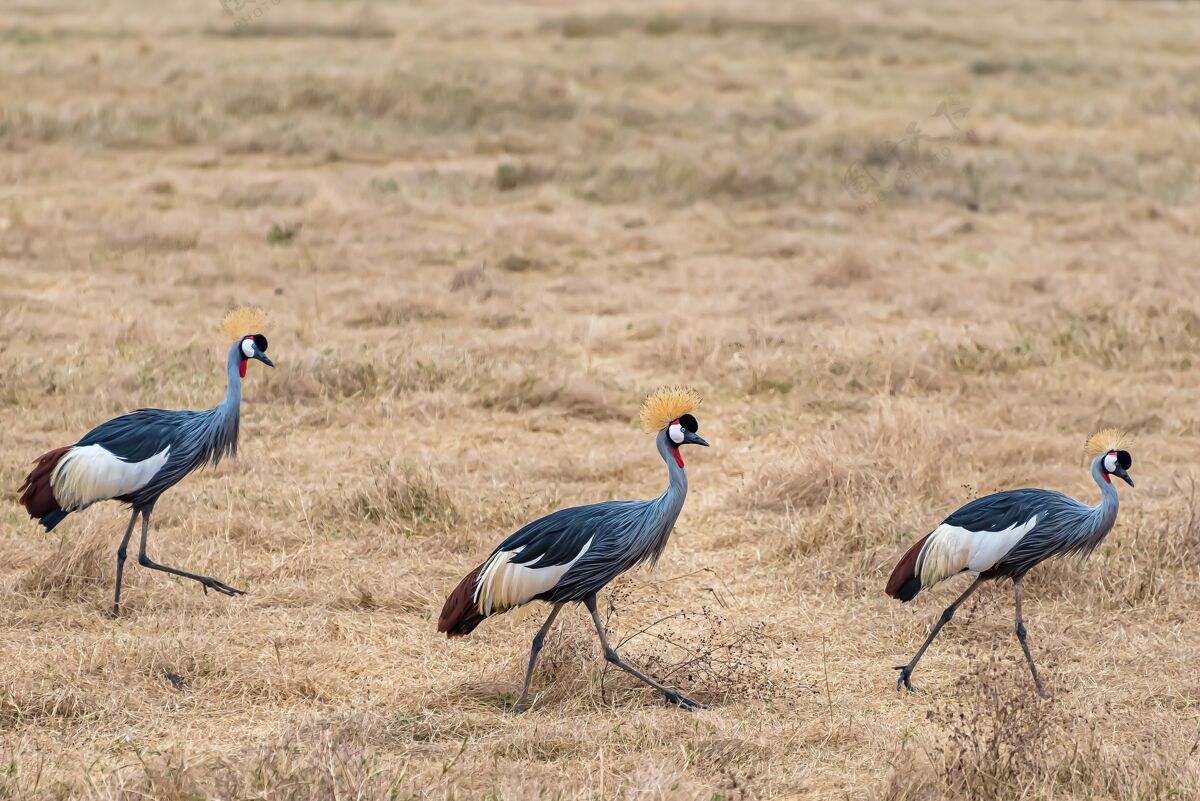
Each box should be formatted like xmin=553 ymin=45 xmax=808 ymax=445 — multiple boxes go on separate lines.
xmin=18 ymin=308 xmax=274 ymax=617
xmin=439 ymin=386 xmax=710 ymax=712
xmin=886 ymin=429 xmax=1135 ymax=695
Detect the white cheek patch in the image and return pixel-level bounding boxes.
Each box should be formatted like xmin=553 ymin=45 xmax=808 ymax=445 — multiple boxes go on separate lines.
xmin=241 ymin=338 xmax=255 ymax=358
xmin=668 ymin=423 xmax=685 ymax=444
xmin=1104 ymin=453 xmax=1118 ymax=473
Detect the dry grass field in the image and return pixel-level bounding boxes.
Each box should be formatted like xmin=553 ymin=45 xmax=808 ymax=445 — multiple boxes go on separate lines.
xmin=3 ymin=0 xmax=1200 ymax=798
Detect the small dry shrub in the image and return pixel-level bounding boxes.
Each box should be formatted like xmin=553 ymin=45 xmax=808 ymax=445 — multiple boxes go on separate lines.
xmin=614 ymin=608 xmax=795 ymax=707
xmin=938 ymin=652 xmax=1060 ymax=797
xmin=880 ymin=650 xmax=1200 ymax=800
xmin=495 ymin=581 xmax=801 ymax=713
xmin=596 ymin=581 xmax=803 ymax=707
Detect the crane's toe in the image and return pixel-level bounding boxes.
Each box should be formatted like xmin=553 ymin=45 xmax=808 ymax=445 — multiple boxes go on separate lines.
xmin=200 ymin=576 xmax=246 ymax=597
xmin=894 ymin=665 xmax=916 ymax=693
xmin=664 ymin=691 xmax=705 ymax=711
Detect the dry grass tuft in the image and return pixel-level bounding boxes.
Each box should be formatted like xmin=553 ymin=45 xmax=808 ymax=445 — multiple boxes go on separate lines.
xmin=17 ymin=523 xmax=111 ymax=601
xmin=813 ymin=247 xmax=874 ymax=288
xmin=337 ymin=463 xmax=459 ymax=534
xmin=480 ymin=372 xmax=625 ymax=421
xmin=745 ymin=400 xmax=964 ymax=515
xmin=448 ymin=264 xmax=487 ymax=293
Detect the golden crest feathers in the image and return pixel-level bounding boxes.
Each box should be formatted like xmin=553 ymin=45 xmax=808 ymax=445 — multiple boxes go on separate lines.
xmin=1085 ymin=428 xmax=1133 ymax=459
xmin=639 ymin=386 xmax=702 ymax=433
xmin=220 ymin=307 xmax=269 ymax=342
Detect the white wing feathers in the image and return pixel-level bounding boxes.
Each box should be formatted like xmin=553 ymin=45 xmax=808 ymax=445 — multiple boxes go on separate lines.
xmin=50 ymin=444 xmax=170 ymax=512
xmin=916 ymin=516 xmax=1038 ymax=590
xmin=474 ymin=537 xmax=594 ymax=616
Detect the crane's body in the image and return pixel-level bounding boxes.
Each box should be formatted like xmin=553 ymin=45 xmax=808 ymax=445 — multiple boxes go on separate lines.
xmin=886 ymin=429 xmax=1134 ymax=695
xmin=441 ymin=433 xmax=687 ymax=637
xmin=439 ymin=387 xmax=709 ymax=712
xmin=18 ymin=309 xmax=273 ymax=617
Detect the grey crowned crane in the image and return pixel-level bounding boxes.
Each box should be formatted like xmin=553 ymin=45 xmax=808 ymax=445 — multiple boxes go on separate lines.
xmin=886 ymin=429 xmax=1135 ymax=696
xmin=438 ymin=386 xmax=710 ymax=712
xmin=18 ymin=308 xmax=274 ymax=618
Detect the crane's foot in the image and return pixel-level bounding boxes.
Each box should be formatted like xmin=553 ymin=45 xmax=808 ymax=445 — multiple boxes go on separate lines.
xmin=894 ymin=664 xmax=917 ymax=693
xmin=198 ymin=576 xmax=246 ymax=597
xmin=663 ymin=690 xmax=705 ymax=711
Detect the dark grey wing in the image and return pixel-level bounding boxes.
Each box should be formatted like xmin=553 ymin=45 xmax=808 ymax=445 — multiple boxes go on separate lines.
xmin=76 ymin=409 xmax=193 ymax=462
xmin=944 ymin=488 xmax=1071 ymax=532
xmin=75 ymin=408 xmax=225 ymax=505
xmin=497 ymin=501 xmax=641 ymax=569
xmin=981 ymin=488 xmax=1101 ymax=577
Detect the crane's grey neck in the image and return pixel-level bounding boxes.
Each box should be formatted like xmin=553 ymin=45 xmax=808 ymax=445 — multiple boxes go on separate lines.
xmin=1090 ymin=456 xmax=1119 ymax=508
xmin=622 ymin=429 xmax=690 ymax=568
xmin=1083 ymin=454 xmax=1120 ymax=549
xmin=210 ymin=342 xmax=244 ymax=462
xmin=223 ymin=342 xmax=243 ymax=409
xmin=654 ymin=428 xmax=688 ymax=518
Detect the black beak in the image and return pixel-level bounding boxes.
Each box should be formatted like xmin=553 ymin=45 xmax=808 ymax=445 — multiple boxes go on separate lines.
xmin=254 ymin=350 xmax=275 ymax=368
xmin=1114 ymin=467 xmax=1133 ymax=487
xmin=683 ymin=430 xmax=709 ymax=447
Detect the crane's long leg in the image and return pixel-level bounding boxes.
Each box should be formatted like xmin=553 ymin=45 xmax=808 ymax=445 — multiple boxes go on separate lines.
xmin=111 ymin=508 xmax=140 ymax=619
xmin=514 ymin=603 xmax=563 ymax=713
xmin=585 ymin=596 xmax=703 ymax=710
xmin=136 ymin=510 xmax=246 ymax=599
xmin=1013 ymin=579 xmax=1047 ymax=697
xmin=895 ymin=576 xmax=985 ymax=693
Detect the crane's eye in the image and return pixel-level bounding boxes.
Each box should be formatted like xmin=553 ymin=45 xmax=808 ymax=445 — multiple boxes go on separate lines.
xmin=1103 ymin=452 xmax=1118 ymax=472
xmin=1116 ymin=450 xmax=1132 ymax=469
xmin=668 ymin=421 xmax=685 ymax=444
xmin=241 ymin=338 xmax=255 ymax=358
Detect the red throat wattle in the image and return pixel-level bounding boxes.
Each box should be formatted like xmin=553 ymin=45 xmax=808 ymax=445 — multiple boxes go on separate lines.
xmin=239 ymin=359 xmax=247 ymax=378
xmin=672 ymin=448 xmax=684 ymax=468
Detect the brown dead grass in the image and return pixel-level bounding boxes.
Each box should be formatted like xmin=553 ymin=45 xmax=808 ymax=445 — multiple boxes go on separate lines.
xmin=2 ymin=0 xmax=1200 ymax=798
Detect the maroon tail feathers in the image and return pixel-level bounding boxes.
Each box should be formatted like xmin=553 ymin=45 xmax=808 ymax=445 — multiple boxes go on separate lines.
xmin=885 ymin=533 xmax=930 ymax=602
xmin=18 ymin=446 xmax=71 ymax=532
xmin=438 ymin=564 xmax=486 ymax=638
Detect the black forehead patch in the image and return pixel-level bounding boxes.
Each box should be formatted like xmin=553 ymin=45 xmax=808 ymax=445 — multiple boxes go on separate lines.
xmin=251 ymin=334 xmax=268 ymax=352
xmin=678 ymin=413 xmax=698 ymax=433
xmin=1115 ymin=450 xmax=1132 ymax=469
